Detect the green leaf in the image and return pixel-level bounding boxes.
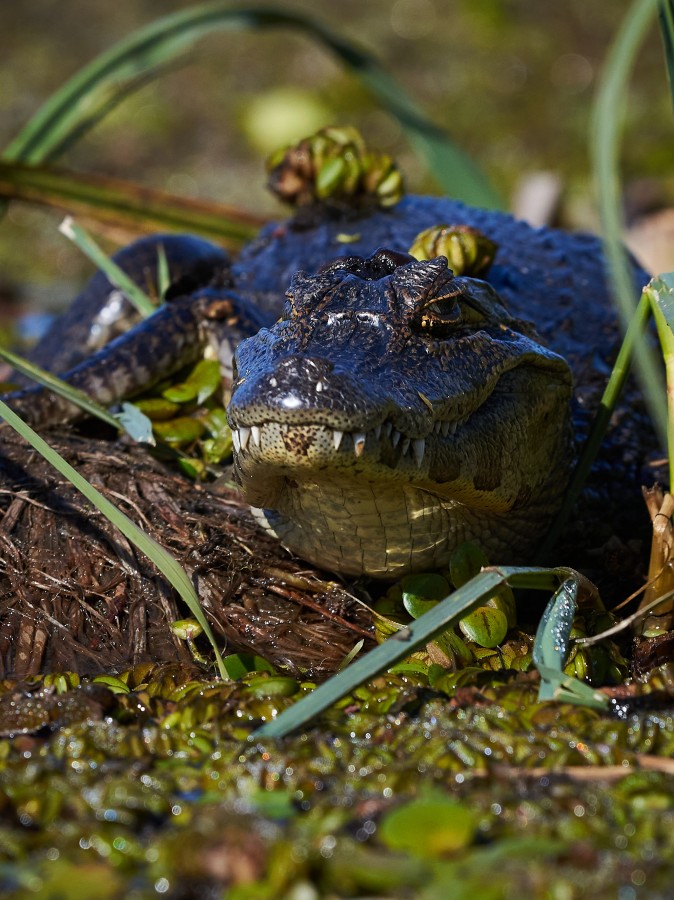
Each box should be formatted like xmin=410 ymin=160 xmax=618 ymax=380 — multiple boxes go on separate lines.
xmin=131 ymin=398 xmax=182 ymax=422
xmin=203 ymin=407 xmax=229 ymax=435
xmin=253 ymin=565 xmax=575 ymax=739
xmin=430 ymin=628 xmax=474 ymax=667
xmin=201 ymin=435 xmax=233 ymax=464
xmin=152 ymin=416 xmax=206 ymax=447
xmin=176 ymin=456 xmax=207 ymax=480
xmin=116 ymin=402 xmax=155 ymax=444
xmin=449 ymin=543 xmax=518 ymax=628
xmin=163 ymin=359 xmax=221 ymax=405
xmin=648 ymin=271 xmax=674 ymax=332
xmin=401 ymin=572 xmax=451 ymax=618
xmin=316 ymin=157 xmax=347 ymax=198
xmin=91 ymin=675 xmax=131 ymax=694
xmin=533 ymin=579 xmax=578 ymax=673
xmin=170 ymin=618 xmax=203 ymax=640
xmin=4 ymin=3 xmax=500 ymax=208
xmin=388 ymin=660 xmax=431 ymax=679
xmin=449 ymin=542 xmax=489 ymax=588
xmin=221 ymin=653 xmax=277 ymax=681
xmin=242 ymin=676 xmax=299 ymax=698
xmin=338 ymin=639 xmax=365 ymax=670
xmin=379 ymin=795 xmax=478 ymax=858
xmin=459 ymin=606 xmax=508 ymax=648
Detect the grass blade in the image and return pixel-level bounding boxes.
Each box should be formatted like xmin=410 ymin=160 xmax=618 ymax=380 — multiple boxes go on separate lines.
xmin=646 ymin=271 xmax=674 ymax=487
xmin=533 ymin=581 xmax=609 ymax=710
xmin=0 ymin=161 xmax=264 ymax=247
xmin=0 ymin=346 xmax=122 ymax=430
xmin=253 ymin=569 xmax=504 ymax=740
xmin=659 ymin=0 xmax=674 ymax=107
xmin=253 ymin=565 xmax=574 ymax=740
xmin=59 ymin=216 xmax=156 ymax=318
xmin=538 ymin=291 xmax=652 ymax=560
xmin=0 ymin=398 xmax=226 ymax=679
xmin=532 ymin=580 xmax=577 ymax=677
xmin=60 ymin=217 xmax=155 ymax=317
xmin=3 ymin=4 xmax=499 ymax=208
xmin=591 ymin=0 xmax=667 ymax=448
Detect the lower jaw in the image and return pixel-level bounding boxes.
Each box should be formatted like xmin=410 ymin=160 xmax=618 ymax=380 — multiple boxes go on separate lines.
xmin=250 ymin=476 xmax=539 ymax=579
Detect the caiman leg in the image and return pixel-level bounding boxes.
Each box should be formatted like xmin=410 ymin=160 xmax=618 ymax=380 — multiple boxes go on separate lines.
xmin=1 ymin=289 xmax=270 ymax=429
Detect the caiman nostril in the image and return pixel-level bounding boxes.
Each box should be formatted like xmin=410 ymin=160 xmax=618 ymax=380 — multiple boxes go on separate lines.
xmin=276 ymin=356 xmax=333 ymax=375
xmin=273 ymin=356 xmax=334 ymax=390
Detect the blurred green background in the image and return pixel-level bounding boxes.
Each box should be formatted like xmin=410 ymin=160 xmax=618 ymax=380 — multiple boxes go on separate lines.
xmin=0 ymin=0 xmax=671 ymax=308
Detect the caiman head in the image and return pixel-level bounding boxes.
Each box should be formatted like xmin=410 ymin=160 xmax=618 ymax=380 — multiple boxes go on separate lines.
xmin=227 ymin=249 xmax=574 ymax=578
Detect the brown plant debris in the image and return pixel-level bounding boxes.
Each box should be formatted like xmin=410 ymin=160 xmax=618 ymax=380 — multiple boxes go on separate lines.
xmin=0 ymin=428 xmax=374 ymax=679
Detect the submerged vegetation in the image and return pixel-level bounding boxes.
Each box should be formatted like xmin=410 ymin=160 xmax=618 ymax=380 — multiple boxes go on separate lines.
xmin=2 ymin=664 xmax=674 ymax=897
xmin=0 ymin=0 xmax=674 ymax=896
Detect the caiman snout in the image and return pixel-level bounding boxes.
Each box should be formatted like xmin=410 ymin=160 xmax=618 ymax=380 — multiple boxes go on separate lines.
xmin=227 ymin=249 xmax=575 ymax=577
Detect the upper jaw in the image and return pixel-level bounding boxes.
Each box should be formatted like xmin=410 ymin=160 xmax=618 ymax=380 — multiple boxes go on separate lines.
xmin=229 ymin=417 xmax=443 ymax=473
xmin=232 ymin=419 xmax=459 ymax=470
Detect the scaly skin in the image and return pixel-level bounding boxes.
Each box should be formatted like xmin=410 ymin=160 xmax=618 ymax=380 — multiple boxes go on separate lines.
xmin=1 ymin=196 xmax=652 ymax=578
xmin=228 ymin=250 xmax=574 ymax=577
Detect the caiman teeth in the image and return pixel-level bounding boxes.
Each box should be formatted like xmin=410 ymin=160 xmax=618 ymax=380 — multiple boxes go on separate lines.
xmin=232 ymin=421 xmax=433 ymax=466
xmin=412 ymin=438 xmax=425 ymax=467
xmin=353 ymin=432 xmax=366 ymax=457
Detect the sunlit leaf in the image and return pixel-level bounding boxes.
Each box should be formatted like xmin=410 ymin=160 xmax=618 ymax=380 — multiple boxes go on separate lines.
xmin=533 ymin=580 xmax=609 ymax=709
xmin=459 ymin=606 xmax=508 ymax=648
xmin=152 ymin=416 xmax=206 ymax=448
xmin=163 ymin=359 xmax=221 ymax=405
xmin=242 ymin=676 xmax=299 ymax=698
xmin=131 ymin=398 xmax=182 ymax=422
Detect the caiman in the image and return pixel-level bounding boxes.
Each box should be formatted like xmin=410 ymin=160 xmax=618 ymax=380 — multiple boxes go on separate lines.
xmin=3 ymin=131 xmax=653 ymax=580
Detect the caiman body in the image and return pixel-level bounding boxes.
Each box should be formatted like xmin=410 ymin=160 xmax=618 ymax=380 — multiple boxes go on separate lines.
xmin=5 ymin=195 xmax=652 ymax=578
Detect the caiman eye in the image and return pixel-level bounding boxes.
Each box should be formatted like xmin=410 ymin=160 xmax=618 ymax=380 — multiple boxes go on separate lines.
xmin=414 ymin=284 xmax=485 ymax=335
